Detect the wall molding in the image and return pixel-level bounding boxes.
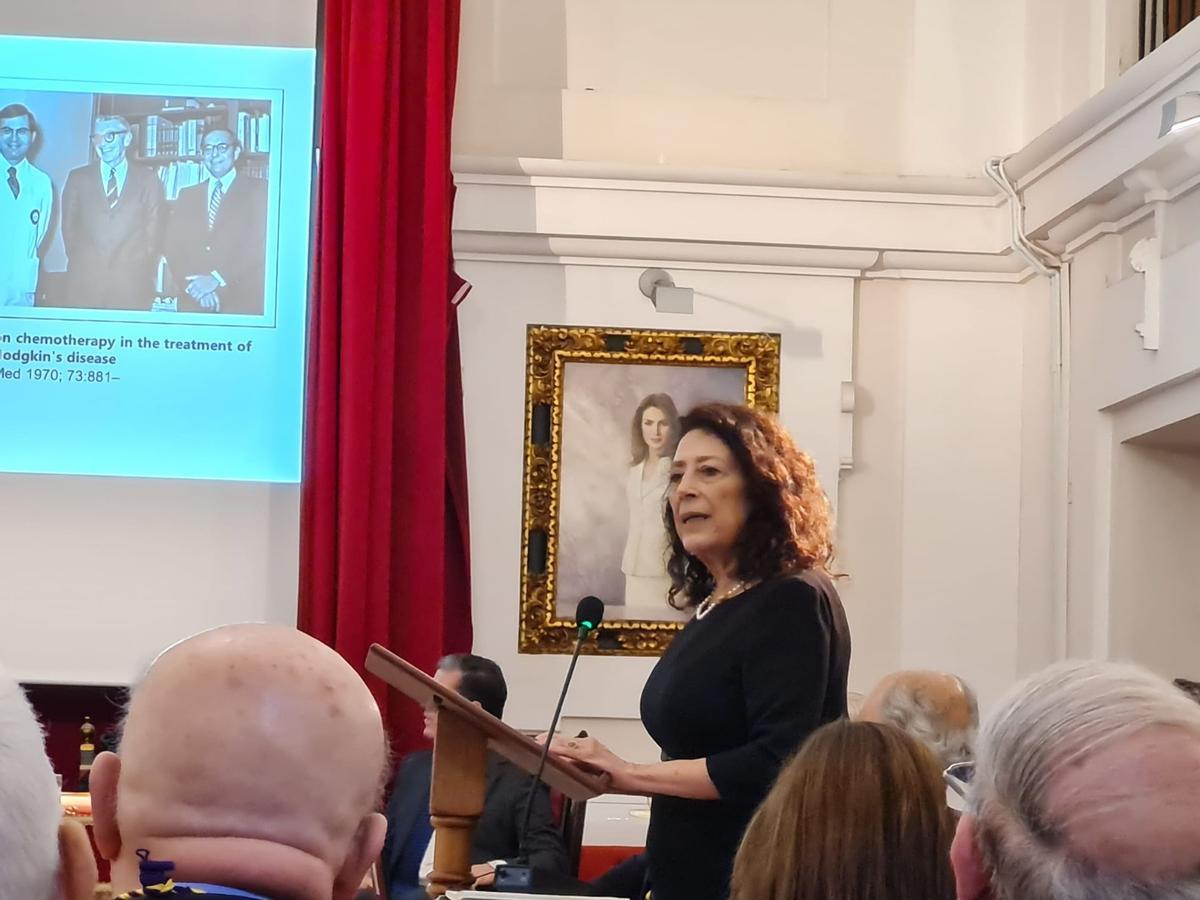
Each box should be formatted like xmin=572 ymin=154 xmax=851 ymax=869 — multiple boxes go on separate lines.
xmin=453 ymin=25 xmax=1200 ymax=283
xmin=453 ymin=157 xmax=1026 ymax=281
xmin=1005 ymin=22 xmax=1200 ymax=245
xmin=454 ymin=155 xmax=1003 ymax=199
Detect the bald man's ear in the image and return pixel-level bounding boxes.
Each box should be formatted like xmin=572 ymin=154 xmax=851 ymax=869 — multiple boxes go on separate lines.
xmin=950 ymin=814 xmax=992 ymax=900
xmin=57 ymin=819 xmax=98 ymax=900
xmin=89 ymin=751 xmax=123 ymax=861
xmin=332 ymin=812 xmax=386 ymax=900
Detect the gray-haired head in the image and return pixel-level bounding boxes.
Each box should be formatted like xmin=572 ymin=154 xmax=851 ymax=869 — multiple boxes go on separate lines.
xmin=0 ymin=666 xmax=62 ymax=899
xmin=965 ymin=659 xmax=1200 ymax=900
xmin=860 ymin=670 xmax=978 ymax=768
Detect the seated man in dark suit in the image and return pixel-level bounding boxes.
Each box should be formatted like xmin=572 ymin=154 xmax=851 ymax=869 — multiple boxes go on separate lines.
xmin=382 ymin=654 xmax=568 ymax=900
xmin=165 ymin=126 xmax=267 ymax=315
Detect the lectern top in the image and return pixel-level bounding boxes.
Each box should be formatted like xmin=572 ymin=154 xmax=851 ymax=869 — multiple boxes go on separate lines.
xmin=364 ymin=644 xmax=606 ymax=801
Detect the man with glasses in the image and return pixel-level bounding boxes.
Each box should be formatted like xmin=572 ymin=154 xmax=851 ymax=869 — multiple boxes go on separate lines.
xmin=0 ymin=103 xmax=52 ymax=306
xmin=60 ymin=113 xmax=165 ymax=310
xmin=165 ymin=126 xmax=267 ymax=315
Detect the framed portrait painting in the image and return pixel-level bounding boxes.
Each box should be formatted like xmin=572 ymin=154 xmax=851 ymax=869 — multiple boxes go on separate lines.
xmin=518 ymin=325 xmax=781 ymax=656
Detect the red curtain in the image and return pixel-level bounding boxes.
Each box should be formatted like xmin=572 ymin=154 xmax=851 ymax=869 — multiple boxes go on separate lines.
xmin=300 ymin=0 xmax=472 ymax=753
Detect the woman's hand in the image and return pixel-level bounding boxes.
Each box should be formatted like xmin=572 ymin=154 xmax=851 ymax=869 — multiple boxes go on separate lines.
xmin=470 ymin=863 xmax=497 ymax=889
xmin=536 ymin=733 xmax=635 ymax=792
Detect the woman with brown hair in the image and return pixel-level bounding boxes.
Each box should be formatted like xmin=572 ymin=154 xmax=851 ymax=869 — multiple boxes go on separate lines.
xmin=620 ymin=392 xmax=683 ymax=620
xmin=545 ymin=403 xmax=851 ymax=900
xmin=730 ymin=720 xmax=957 ymax=900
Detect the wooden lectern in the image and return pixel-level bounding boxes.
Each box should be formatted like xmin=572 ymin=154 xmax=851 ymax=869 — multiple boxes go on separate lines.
xmin=366 ymin=644 xmax=606 ymax=899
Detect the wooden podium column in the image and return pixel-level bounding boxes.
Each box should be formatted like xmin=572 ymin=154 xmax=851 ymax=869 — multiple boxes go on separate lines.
xmin=426 ymin=697 xmax=489 ymax=898
xmin=364 ymin=645 xmax=605 ymax=899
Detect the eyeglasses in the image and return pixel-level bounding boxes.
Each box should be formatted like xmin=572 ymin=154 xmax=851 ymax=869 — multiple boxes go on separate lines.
xmin=91 ymin=130 xmax=128 ymax=144
xmin=943 ymin=761 xmax=975 ymax=800
xmin=0 ymin=127 xmax=31 ymax=140
xmin=202 ymin=143 xmax=232 ymax=156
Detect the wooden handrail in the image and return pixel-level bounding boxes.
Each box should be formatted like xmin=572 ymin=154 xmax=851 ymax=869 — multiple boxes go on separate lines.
xmin=1141 ymin=0 xmax=1200 ymax=59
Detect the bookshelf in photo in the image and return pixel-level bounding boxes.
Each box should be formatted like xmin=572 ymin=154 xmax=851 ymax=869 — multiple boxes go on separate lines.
xmin=93 ymin=95 xmax=272 ymax=200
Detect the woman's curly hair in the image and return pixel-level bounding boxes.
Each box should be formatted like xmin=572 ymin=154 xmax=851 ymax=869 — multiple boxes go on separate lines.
xmin=664 ymin=403 xmax=835 ymax=608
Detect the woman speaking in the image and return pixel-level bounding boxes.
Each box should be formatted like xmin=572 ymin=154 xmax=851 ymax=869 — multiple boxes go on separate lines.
xmin=546 ymin=403 xmax=851 ymax=900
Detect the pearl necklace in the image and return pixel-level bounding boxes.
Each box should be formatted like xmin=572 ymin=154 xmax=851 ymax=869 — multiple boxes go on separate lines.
xmin=694 ymin=580 xmax=748 ymax=620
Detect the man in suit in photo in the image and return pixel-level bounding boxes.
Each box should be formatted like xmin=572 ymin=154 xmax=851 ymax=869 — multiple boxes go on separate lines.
xmin=381 ymin=654 xmax=568 ymax=900
xmin=60 ymin=114 xmax=165 ymax=310
xmin=0 ymin=103 xmax=53 ymax=307
xmin=166 ymin=126 xmax=267 ymax=315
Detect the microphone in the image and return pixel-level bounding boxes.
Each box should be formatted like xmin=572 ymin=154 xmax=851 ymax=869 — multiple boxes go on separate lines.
xmin=495 ymin=596 xmax=605 ymax=893
xmin=576 ymin=594 xmax=604 ymax=637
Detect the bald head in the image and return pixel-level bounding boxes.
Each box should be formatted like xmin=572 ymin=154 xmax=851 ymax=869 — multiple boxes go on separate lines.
xmin=91 ymin=625 xmax=388 ymax=900
xmin=859 ymin=670 xmax=978 ymax=767
xmin=1049 ymin=725 xmax=1200 ymax=882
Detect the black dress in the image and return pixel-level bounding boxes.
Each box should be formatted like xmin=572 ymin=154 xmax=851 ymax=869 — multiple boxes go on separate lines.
xmin=639 ymin=570 xmax=851 ymax=900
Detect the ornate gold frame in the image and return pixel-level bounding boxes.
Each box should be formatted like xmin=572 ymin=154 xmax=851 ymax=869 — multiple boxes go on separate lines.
xmin=518 ymin=325 xmax=781 ymax=656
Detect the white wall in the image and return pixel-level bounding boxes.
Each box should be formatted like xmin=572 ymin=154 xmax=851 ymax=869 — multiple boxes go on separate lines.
xmin=993 ymin=22 xmax=1200 ymax=665
xmin=1059 ymin=196 xmax=1200 ymax=659
xmin=458 ymin=258 xmax=855 ymax=732
xmin=452 ymin=157 xmax=1058 ymax=756
xmin=447 ymin=0 xmax=1164 ymax=747
xmin=455 ymin=0 xmax=1135 ymax=177
xmin=456 ymin=0 xmax=1200 ymax=735
xmin=1020 ymin=0 xmax=1139 ymax=141
xmin=0 ymin=478 xmax=299 ymax=685
xmin=1108 ymin=443 xmax=1200 ymax=680
xmin=839 ymin=278 xmax=1055 ymax=706
xmin=3 ymin=1 xmax=316 ymax=46
xmin=1063 ymin=231 xmax=1200 ymax=659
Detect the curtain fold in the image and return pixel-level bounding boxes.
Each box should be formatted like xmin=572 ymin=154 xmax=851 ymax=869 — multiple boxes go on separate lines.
xmin=300 ymin=0 xmax=471 ymax=753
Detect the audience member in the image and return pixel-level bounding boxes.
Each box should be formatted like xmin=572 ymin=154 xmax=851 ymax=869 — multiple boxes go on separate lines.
xmin=951 ymin=659 xmax=1200 ymax=899
xmin=731 ymin=719 xmax=956 ymax=900
xmin=0 ymin=665 xmax=96 ymax=900
xmin=89 ymin=624 xmax=388 ymax=899
xmin=859 ymin=670 xmax=978 ymax=767
xmin=382 ymin=653 xmax=566 ymax=899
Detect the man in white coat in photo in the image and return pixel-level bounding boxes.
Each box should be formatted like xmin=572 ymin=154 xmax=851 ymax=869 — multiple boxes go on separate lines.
xmin=0 ymin=103 xmax=52 ymax=306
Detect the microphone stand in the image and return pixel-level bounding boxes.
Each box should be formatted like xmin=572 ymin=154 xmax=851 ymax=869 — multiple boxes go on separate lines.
xmin=495 ymin=622 xmax=595 ymax=892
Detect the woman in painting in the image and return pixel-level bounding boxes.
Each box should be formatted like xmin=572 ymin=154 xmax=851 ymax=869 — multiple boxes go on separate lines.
xmin=620 ymin=393 xmax=681 ymax=618
xmin=544 ymin=402 xmax=851 ymax=900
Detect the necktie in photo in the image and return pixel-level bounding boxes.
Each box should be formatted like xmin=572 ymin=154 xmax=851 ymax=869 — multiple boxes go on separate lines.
xmin=106 ymin=168 xmax=118 ymax=208
xmin=208 ymin=180 xmax=224 ymax=230
xmin=6 ymin=166 xmax=18 ymax=200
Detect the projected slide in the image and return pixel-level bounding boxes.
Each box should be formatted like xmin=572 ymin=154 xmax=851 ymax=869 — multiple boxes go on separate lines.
xmin=0 ymin=35 xmax=315 ymax=481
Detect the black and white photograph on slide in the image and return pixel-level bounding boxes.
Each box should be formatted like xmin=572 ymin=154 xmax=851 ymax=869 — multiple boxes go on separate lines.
xmin=0 ymin=89 xmax=272 ymax=317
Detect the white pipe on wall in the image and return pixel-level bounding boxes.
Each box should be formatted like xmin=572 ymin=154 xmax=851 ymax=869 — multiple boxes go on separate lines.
xmin=985 ymin=156 xmax=1071 ymax=663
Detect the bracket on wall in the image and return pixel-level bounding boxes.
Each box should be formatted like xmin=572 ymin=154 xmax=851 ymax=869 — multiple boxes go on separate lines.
xmin=1129 ymin=236 xmax=1161 ymax=351
xmin=1125 ymin=168 xmax=1167 ymax=351
xmin=839 ymin=381 xmax=856 ymax=472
